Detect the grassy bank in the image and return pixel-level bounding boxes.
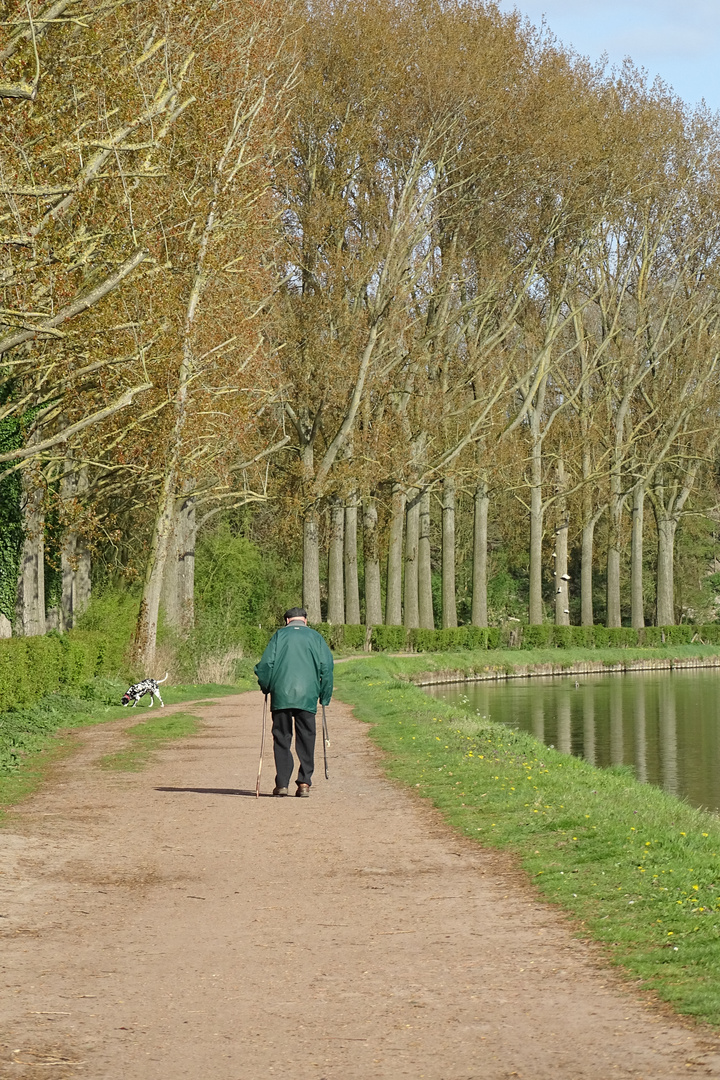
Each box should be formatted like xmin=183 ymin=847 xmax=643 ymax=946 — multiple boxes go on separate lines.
xmin=0 ymin=675 xmax=252 ymax=819
xmin=334 ymin=651 xmax=720 ymax=1026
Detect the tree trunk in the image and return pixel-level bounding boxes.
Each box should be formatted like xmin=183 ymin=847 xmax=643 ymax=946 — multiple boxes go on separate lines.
xmin=441 ymin=477 xmax=457 ymax=628
xmin=649 ymin=468 xmax=696 ymax=628
xmin=60 ymin=462 xmax=91 ymax=630
xmin=363 ymin=496 xmax=382 ymax=626
xmin=301 ymin=438 xmax=321 ymax=623
xmin=133 ymin=175 xmax=230 ymax=666
xmin=528 ymin=431 xmax=544 ymax=625
xmin=579 ymin=362 xmax=595 ymax=627
xmin=630 ymin=484 xmax=645 ymax=630
xmin=471 ymin=478 xmax=488 ymax=627
xmin=303 ymin=508 xmax=321 ymax=624
xmin=554 ymin=458 xmax=570 ymax=626
xmin=418 ymin=488 xmax=434 ymax=629
xmin=606 ymin=424 xmax=625 ymax=628
xmin=61 ymin=534 xmax=91 ymax=631
xmin=606 ymin=543 xmax=621 ymax=628
xmin=581 ymin=516 xmax=595 ymax=628
xmin=60 ymin=458 xmax=76 ymax=631
xmin=327 ymin=496 xmax=345 ymax=625
xmin=385 ymin=484 xmax=405 ymax=626
xmin=404 ymin=489 xmax=420 ymax=629
xmin=175 ymin=494 xmax=196 ymax=634
xmin=15 ymin=469 xmax=45 ymax=637
xmin=656 ymin=512 xmax=677 ymax=626
xmin=607 ymin=424 xmax=625 ymax=628
xmin=161 ymin=492 xmax=196 ymax=635
xmin=132 ymin=467 xmax=176 ymax=669
xmin=344 ymin=492 xmax=361 ymax=624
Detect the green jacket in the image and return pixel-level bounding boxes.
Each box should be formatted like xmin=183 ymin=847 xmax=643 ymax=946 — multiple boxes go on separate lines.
xmin=254 ymin=623 xmax=334 ymax=713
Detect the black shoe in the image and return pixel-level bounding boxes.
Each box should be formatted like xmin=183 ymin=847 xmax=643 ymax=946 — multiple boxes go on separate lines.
xmin=295 ymin=783 xmax=310 ymax=798
xmin=273 ymin=786 xmax=289 ymax=797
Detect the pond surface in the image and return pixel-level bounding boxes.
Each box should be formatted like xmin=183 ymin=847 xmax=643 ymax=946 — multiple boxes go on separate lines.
xmin=426 ymin=670 xmax=720 ymax=812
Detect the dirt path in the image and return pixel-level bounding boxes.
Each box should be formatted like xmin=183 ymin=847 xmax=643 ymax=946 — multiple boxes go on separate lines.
xmin=2 ymin=692 xmax=720 ymax=1080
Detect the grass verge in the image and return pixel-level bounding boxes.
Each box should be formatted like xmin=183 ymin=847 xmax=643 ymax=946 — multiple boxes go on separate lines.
xmin=335 ymin=652 xmax=720 ymax=1027
xmin=100 ymin=711 xmax=201 ymax=771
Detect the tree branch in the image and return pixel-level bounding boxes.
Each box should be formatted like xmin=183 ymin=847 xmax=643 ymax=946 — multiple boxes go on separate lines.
xmin=0 ymin=247 xmax=148 ymax=355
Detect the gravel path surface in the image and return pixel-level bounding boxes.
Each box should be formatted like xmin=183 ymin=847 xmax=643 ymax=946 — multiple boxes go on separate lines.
xmin=2 ymin=690 xmax=720 ymax=1079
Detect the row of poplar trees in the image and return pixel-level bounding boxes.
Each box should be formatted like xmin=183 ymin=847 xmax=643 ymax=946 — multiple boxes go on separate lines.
xmin=2 ymin=0 xmax=720 ymax=665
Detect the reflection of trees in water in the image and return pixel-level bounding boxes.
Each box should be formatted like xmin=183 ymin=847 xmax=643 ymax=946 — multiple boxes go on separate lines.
xmin=659 ymin=688 xmax=678 ymax=796
xmin=634 ymin=681 xmax=647 ymax=784
xmin=582 ymin=685 xmax=595 ymax=766
xmin=610 ymin=681 xmax=624 ymax=765
xmin=531 ymin=699 xmax=544 ymax=742
xmin=430 ymin=672 xmax=720 ymax=808
xmin=557 ymin=694 xmax=571 ymax=755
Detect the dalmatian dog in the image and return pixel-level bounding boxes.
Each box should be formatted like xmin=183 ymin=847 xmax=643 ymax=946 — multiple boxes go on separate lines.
xmin=121 ymin=673 xmax=169 ymax=708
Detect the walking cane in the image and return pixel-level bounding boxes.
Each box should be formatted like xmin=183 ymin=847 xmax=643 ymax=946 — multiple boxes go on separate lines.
xmin=321 ymin=704 xmax=330 ymax=780
xmin=256 ymin=694 xmax=268 ymax=798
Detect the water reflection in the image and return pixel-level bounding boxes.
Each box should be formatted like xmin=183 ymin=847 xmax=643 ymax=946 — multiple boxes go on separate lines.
xmin=531 ymin=699 xmax=544 ymax=743
xmin=634 ymin=682 xmax=647 ymax=784
xmin=583 ymin=686 xmax=595 ymax=767
xmin=659 ymin=693 xmax=678 ymax=797
xmin=426 ymin=669 xmax=720 ymax=811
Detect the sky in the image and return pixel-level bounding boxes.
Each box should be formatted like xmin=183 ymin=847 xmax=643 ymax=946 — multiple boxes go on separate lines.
xmin=495 ymin=1 xmax=720 ymax=112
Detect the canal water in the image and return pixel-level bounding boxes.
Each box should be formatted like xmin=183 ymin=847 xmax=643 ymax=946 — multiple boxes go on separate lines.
xmin=425 ymin=669 xmax=720 ymax=812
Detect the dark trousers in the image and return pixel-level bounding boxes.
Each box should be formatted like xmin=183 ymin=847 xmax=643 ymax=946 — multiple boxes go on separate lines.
xmin=272 ymin=709 xmax=316 ymax=788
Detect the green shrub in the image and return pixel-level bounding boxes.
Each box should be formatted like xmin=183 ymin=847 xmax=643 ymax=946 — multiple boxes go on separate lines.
xmin=440 ymin=628 xmax=471 ymax=650
xmin=606 ymin=627 xmax=638 ymax=648
xmin=521 ymin=625 xmax=554 ymax=648
xmin=408 ymin=628 xmax=438 ymax=652
xmin=642 ymin=625 xmax=695 ymax=647
xmin=371 ymin=625 xmax=407 ymax=652
xmin=572 ymin=626 xmax=600 ymax=648
xmin=310 ymin=623 xmax=338 ymax=649
xmin=550 ymin=625 xmax=573 ymax=649
xmin=342 ymin=624 xmax=367 ymax=651
xmin=238 ymin=625 xmax=273 ymax=656
xmin=464 ymin=626 xmax=488 ymax=649
xmin=0 ymin=632 xmax=112 ymax=713
xmin=74 ymin=588 xmax=138 ymax=669
xmin=171 ymin=526 xmax=300 ymax=674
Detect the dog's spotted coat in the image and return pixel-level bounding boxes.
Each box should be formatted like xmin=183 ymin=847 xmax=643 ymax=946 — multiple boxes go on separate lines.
xmin=121 ymin=673 xmax=168 ymax=708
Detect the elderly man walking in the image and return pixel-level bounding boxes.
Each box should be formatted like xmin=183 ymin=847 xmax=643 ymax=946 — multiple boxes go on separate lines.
xmin=254 ymin=607 xmax=334 ymax=797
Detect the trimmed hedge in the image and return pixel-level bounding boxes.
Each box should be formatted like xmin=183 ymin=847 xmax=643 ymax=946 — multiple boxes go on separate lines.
xmin=371 ymin=625 xmax=407 ymax=651
xmin=301 ymin=622 xmax=720 ymax=654
xmin=0 ymin=631 xmax=117 ymax=713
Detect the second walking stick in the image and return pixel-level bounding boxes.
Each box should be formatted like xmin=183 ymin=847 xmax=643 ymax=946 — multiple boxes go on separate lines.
xmin=321 ymin=704 xmax=330 ymax=780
